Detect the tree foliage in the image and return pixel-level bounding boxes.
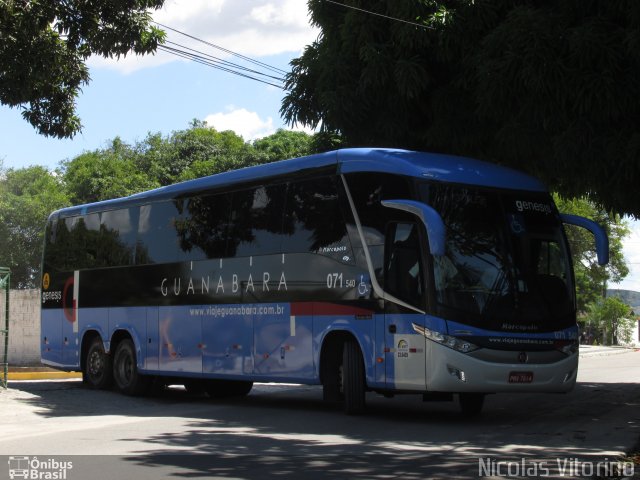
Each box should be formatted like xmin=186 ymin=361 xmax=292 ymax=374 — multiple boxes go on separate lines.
xmin=62 ymin=138 xmax=158 ymax=204
xmin=0 ymin=0 xmax=165 ymax=138
xmin=252 ymin=129 xmax=314 ymax=163
xmin=554 ymin=194 xmax=630 ymax=313
xmin=0 ymin=165 xmax=69 ymax=287
xmin=585 ymin=296 xmax=634 ymax=345
xmin=283 ymin=0 xmax=640 ymax=216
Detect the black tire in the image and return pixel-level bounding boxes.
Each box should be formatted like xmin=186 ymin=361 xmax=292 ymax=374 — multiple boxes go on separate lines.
xmin=322 ymin=348 xmax=344 ymax=402
xmin=84 ymin=337 xmax=113 ymax=389
xmin=343 ymin=339 xmax=366 ymax=415
xmin=459 ymin=393 xmax=485 ymax=417
xmin=205 ymin=379 xmax=253 ymax=398
xmin=113 ymin=338 xmax=148 ymax=396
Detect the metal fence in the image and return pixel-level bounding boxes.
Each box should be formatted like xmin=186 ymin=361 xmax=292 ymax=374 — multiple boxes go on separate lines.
xmin=0 ymin=268 xmax=9 ymax=388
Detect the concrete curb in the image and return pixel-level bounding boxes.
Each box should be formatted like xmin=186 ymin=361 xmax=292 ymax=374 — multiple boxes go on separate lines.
xmin=7 ymin=371 xmax=82 ymax=380
xmin=6 ymin=367 xmax=81 ymax=381
xmin=579 ymin=346 xmax=640 ymax=358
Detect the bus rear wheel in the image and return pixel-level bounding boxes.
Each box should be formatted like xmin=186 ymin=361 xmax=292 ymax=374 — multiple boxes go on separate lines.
xmin=84 ymin=337 xmax=113 ymax=389
xmin=343 ymin=339 xmax=366 ymax=415
xmin=113 ymin=339 xmax=148 ymax=396
xmin=205 ymin=379 xmax=253 ymax=398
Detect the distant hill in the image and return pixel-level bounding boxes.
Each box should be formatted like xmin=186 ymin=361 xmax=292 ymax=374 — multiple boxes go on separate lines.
xmin=607 ymin=289 xmax=640 ymax=310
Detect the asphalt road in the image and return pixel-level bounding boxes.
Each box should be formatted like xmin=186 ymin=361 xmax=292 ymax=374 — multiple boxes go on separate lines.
xmin=0 ymin=350 xmax=639 ymax=479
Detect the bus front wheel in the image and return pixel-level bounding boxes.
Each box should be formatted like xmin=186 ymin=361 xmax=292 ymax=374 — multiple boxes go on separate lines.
xmin=343 ymin=339 xmax=366 ymax=415
xmin=113 ymin=339 xmax=148 ymax=396
xmin=84 ymin=337 xmax=113 ymax=389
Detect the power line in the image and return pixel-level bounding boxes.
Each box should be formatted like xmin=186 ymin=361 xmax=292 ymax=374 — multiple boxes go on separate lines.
xmin=153 ymin=21 xmax=288 ymax=76
xmin=157 ymin=44 xmax=284 ymax=89
xmin=323 ymin=0 xmax=433 ymax=30
xmin=163 ymin=40 xmax=284 ymax=83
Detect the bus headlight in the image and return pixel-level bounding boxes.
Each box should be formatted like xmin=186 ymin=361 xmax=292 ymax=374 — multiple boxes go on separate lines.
xmin=556 ymin=339 xmax=579 ymax=356
xmin=412 ymin=323 xmax=479 ymax=353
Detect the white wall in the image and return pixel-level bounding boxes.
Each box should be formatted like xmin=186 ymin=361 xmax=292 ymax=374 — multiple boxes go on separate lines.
xmin=0 ymin=289 xmax=41 ymax=366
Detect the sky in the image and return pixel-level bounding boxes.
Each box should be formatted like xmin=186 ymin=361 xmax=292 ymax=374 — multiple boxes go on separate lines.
xmin=1 ymin=0 xmax=640 ymax=293
xmin=0 ymin=0 xmax=318 ymax=171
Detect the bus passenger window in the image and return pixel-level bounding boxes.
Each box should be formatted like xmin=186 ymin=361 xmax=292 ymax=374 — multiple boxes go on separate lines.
xmin=45 ymin=214 xmax=101 ymax=271
xmin=282 ymin=176 xmax=353 ymax=262
xmin=384 ymin=222 xmax=425 ymax=310
xmin=99 ymin=208 xmax=138 ymax=267
xmin=345 ymin=173 xmax=413 ymax=246
xmin=137 ymin=201 xmax=187 ymax=264
xmin=178 ymin=194 xmax=229 ymax=260
xmin=71 ymin=213 xmax=100 ymax=269
xmin=228 ymin=185 xmax=286 ymax=258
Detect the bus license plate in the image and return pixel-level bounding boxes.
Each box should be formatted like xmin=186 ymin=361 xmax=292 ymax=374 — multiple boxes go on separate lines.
xmin=509 ymin=372 xmax=533 ymax=383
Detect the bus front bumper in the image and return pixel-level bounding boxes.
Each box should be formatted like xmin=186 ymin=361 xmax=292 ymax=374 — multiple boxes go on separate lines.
xmin=426 ymin=341 xmax=578 ymax=393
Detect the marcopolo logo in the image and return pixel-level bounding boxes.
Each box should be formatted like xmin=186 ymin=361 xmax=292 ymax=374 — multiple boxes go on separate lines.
xmin=7 ymin=456 xmax=73 ymax=480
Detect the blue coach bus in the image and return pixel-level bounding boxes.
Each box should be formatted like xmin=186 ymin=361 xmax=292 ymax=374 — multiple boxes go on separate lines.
xmin=40 ymin=148 xmax=608 ymax=415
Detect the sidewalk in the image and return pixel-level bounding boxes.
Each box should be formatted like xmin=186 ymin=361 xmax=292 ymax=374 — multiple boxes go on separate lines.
xmin=6 ymin=366 xmax=81 ymax=380
xmin=579 ymin=344 xmax=640 ymax=357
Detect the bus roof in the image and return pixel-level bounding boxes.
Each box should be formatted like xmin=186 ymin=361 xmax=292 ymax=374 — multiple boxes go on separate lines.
xmin=54 ymin=148 xmax=547 ymax=217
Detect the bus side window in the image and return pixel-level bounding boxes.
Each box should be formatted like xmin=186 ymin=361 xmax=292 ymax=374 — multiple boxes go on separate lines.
xmin=384 ymin=222 xmax=425 ymax=310
xmin=344 ymin=172 xmax=414 ymax=277
xmin=42 ymin=216 xmax=60 ymax=271
xmin=137 ymin=201 xmax=188 ymax=264
xmin=99 ymin=208 xmax=138 ymax=267
xmin=345 ymin=172 xmax=413 ymax=247
xmin=282 ymin=176 xmax=353 ymax=262
xmin=228 ymin=184 xmax=286 ymax=258
xmin=178 ymin=194 xmax=229 ymax=260
xmin=48 ymin=216 xmax=96 ymax=271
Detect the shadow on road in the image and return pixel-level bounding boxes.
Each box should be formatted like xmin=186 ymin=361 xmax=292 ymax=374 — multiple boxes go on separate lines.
xmin=8 ymin=379 xmax=640 ymax=478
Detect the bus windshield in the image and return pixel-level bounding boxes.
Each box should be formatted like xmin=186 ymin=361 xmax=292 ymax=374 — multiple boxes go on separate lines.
xmin=421 ymin=183 xmax=575 ymax=333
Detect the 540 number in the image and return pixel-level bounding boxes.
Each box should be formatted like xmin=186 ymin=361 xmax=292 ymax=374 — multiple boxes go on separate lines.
xmin=327 ymin=273 xmax=357 ymax=289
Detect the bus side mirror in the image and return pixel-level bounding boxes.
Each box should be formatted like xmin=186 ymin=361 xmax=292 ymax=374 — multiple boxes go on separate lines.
xmin=560 ymin=214 xmax=609 ymax=265
xmin=381 ymin=199 xmax=445 ymax=256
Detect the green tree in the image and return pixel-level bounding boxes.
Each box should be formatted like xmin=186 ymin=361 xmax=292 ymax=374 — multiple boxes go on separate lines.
xmin=554 ymin=194 xmax=630 ymax=313
xmin=252 ymin=129 xmax=314 ymax=163
xmin=585 ymin=296 xmax=633 ymax=346
xmin=0 ymin=165 xmax=69 ymax=287
xmin=0 ymin=0 xmax=165 ymax=138
xmin=136 ymin=122 xmax=251 ymax=184
xmin=62 ymin=138 xmax=158 ymax=204
xmin=283 ymin=1 xmax=640 ymax=216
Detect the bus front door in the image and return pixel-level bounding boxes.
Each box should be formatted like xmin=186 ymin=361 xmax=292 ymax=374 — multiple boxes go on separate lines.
xmin=383 ymin=221 xmax=427 ymax=391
